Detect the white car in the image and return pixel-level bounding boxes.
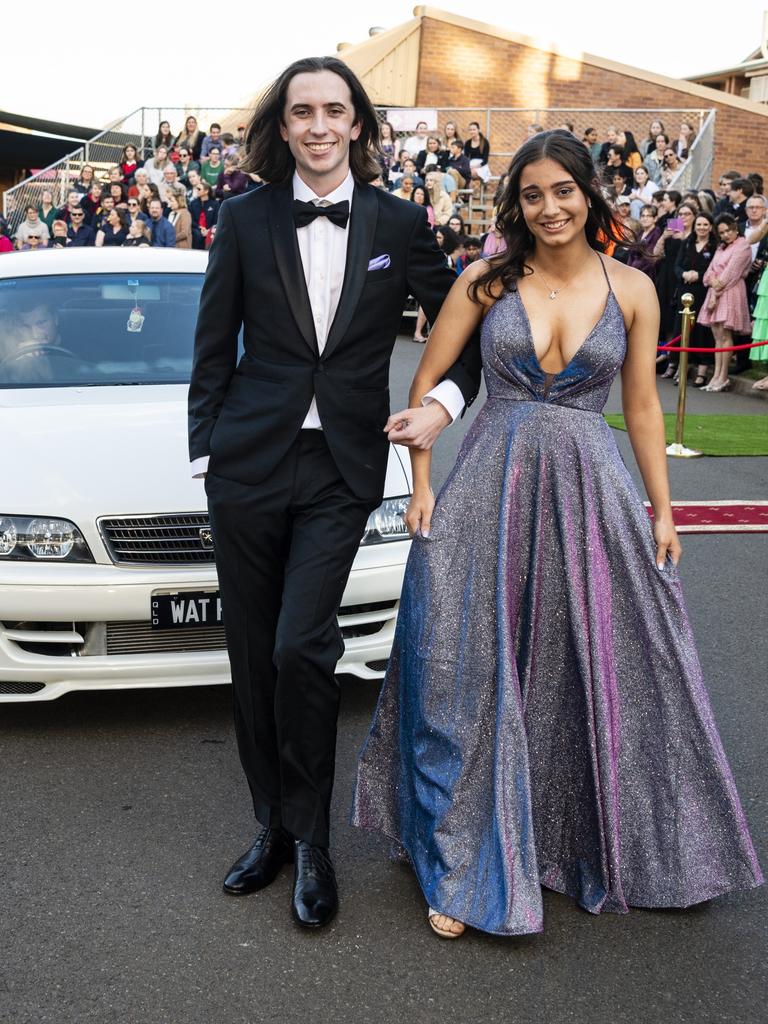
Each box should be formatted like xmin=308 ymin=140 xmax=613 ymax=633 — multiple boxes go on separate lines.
xmin=0 ymin=248 xmax=411 ymax=702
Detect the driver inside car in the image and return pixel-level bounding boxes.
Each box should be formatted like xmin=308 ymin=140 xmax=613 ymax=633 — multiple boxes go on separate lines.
xmin=2 ymin=301 xmax=67 ymax=383
xmin=16 ymin=302 xmax=61 ymax=354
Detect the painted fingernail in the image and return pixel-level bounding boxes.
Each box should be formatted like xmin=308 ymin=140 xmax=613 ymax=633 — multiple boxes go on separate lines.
xmin=422 ymin=530 xmax=430 ymax=538
xmin=656 ymin=563 xmax=664 ymax=571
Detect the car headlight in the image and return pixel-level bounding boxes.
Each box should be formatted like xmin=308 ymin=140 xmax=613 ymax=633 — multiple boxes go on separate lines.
xmin=360 ymin=496 xmax=411 ymax=545
xmin=0 ymin=515 xmax=94 ymax=562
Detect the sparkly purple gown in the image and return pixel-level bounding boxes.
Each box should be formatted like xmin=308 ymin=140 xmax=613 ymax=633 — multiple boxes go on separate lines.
xmin=352 ymin=269 xmax=763 ymax=936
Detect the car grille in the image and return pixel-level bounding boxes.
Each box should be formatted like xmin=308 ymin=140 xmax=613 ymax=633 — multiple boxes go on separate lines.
xmin=338 ymin=600 xmax=397 ymax=638
xmin=99 ymin=513 xmax=215 ymax=565
xmin=101 ymin=601 xmax=398 ymax=656
xmin=0 ymin=681 xmax=46 ymax=695
xmin=106 ymin=620 xmax=226 ymax=655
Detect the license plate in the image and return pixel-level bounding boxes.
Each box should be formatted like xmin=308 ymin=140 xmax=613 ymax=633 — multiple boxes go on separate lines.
xmin=151 ymin=590 xmax=222 ymax=629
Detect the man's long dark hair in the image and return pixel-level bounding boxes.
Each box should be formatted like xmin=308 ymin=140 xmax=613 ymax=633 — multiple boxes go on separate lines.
xmin=471 ymin=130 xmax=631 ymax=301
xmin=240 ymin=56 xmax=382 ymax=184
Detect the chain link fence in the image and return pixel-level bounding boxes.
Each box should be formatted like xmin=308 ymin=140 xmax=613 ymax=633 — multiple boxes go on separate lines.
xmin=377 ymin=106 xmax=714 ymax=177
xmin=374 ymin=106 xmax=715 ymax=234
xmin=666 ymin=110 xmax=716 ymax=193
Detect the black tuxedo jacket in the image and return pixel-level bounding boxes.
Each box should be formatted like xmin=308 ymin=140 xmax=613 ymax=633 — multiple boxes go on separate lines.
xmin=188 ymin=180 xmax=482 ymax=503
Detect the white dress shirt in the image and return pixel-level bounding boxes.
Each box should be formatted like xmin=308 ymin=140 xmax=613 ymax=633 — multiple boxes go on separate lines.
xmin=294 ymin=169 xmax=355 ymax=430
xmin=190 ymin=170 xmax=464 ymax=477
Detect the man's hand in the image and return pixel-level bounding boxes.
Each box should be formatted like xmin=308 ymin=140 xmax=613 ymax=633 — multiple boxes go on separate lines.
xmin=385 ymin=401 xmax=451 ymax=449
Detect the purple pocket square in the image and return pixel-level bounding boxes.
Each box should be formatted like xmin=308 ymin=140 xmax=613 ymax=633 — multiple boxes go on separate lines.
xmin=368 ymin=255 xmax=391 ymax=271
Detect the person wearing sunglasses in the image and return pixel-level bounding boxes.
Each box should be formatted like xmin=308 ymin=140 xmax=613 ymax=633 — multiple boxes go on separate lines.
xmin=126 ymin=197 xmax=151 ymax=232
xmin=176 ymin=147 xmax=201 ymax=184
xmin=20 ymin=233 xmax=47 ymax=251
xmin=66 ymin=208 xmax=96 ymax=246
xmin=56 ymin=190 xmax=88 ymax=226
xmin=14 ymin=204 xmax=51 ymax=249
xmin=660 ymin=148 xmax=684 ymax=188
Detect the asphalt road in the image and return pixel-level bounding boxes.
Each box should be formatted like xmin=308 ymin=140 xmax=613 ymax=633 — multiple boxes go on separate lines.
xmin=1 ymin=339 xmax=766 ymax=1024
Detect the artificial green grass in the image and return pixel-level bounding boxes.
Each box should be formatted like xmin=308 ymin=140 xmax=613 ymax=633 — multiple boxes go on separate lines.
xmin=604 ymin=414 xmax=768 ymax=456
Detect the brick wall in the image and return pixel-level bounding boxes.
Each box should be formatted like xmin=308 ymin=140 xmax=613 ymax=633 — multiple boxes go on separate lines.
xmin=416 ymin=17 xmax=768 ymax=185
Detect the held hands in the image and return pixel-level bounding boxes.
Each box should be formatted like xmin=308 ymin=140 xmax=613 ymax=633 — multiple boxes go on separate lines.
xmin=385 ymin=401 xmax=451 ymax=449
xmin=653 ymin=516 xmax=681 ymax=570
xmin=405 ymin=487 xmax=435 ymax=537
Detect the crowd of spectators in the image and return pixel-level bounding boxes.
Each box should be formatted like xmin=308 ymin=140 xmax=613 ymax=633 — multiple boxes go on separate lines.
xmin=376 ymin=117 xmax=491 ymax=199
xmin=2 ymin=115 xmax=494 ymax=258
xmin=587 ymin=123 xmax=768 ymax=391
xmin=2 ymin=114 xmax=766 ymax=387
xmin=3 ymin=117 xmax=255 ymax=252
xmin=373 ymin=118 xmax=497 ymax=340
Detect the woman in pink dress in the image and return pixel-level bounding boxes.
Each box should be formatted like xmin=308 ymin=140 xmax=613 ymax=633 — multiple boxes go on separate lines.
xmin=698 ymin=213 xmax=753 ymax=391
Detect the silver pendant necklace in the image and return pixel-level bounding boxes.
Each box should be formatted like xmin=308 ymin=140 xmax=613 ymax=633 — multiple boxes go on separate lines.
xmin=534 ymin=267 xmax=566 ymax=300
xmin=534 ymin=250 xmax=602 ymax=299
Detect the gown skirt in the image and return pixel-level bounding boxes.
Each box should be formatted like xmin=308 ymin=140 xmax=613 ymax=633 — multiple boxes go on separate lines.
xmin=351 ymin=275 xmax=763 ymax=936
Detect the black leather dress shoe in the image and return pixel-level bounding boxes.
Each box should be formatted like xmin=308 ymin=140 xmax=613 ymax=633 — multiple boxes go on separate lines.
xmin=222 ymin=827 xmax=293 ymax=895
xmin=291 ymin=841 xmax=338 ymax=928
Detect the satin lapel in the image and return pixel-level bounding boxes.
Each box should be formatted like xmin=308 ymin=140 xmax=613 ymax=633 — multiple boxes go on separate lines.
xmin=322 ymin=183 xmax=379 ymax=361
xmin=268 ymin=185 xmax=317 ymax=354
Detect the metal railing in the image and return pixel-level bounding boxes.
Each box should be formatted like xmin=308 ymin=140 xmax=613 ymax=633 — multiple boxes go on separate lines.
xmin=376 ymin=106 xmax=715 ymax=177
xmin=667 ymin=109 xmax=716 ymax=192
xmin=2 ymin=107 xmax=251 ymax=233
xmin=4 ymin=105 xmax=716 ymax=233
xmin=374 ymin=106 xmax=716 ymax=233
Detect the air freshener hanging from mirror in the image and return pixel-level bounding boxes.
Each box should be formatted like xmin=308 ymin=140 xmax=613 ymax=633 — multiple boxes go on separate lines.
xmin=127 ymin=306 xmax=145 ymax=332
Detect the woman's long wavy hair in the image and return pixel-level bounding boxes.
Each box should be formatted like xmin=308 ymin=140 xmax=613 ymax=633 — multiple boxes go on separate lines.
xmin=470 ymin=130 xmax=632 ymax=301
xmin=240 ymin=56 xmax=382 ymax=184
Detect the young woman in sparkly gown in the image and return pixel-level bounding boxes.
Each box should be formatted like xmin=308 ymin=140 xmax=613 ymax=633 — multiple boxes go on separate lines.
xmin=352 ymin=131 xmax=763 ymax=938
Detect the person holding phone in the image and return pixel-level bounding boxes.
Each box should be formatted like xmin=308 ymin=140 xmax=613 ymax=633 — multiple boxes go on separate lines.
xmin=674 ymin=212 xmax=717 ymax=386
xmin=653 ymin=201 xmax=695 ymax=379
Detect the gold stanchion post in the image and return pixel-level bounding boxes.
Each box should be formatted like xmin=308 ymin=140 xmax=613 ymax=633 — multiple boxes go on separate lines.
xmin=666 ymin=293 xmax=703 ymax=458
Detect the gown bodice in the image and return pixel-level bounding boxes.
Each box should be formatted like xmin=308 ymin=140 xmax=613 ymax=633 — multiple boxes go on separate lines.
xmin=480 ymin=283 xmax=627 ymax=414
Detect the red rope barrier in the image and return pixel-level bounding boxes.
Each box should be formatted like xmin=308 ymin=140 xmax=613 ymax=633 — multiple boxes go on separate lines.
xmin=659 ymin=338 xmax=768 ymax=353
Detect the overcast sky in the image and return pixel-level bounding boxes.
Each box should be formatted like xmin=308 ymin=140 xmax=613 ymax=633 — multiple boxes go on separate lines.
xmin=3 ymin=0 xmax=764 ymax=129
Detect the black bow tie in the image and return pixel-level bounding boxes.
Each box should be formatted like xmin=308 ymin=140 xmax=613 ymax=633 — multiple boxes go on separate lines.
xmin=293 ymin=199 xmax=350 ymax=230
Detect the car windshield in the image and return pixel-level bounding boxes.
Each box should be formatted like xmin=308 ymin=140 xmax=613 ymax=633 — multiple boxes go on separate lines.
xmin=0 ymin=273 xmax=204 ymax=388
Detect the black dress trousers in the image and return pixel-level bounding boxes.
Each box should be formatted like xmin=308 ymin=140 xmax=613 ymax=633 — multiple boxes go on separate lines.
xmin=205 ymin=431 xmax=377 ymax=847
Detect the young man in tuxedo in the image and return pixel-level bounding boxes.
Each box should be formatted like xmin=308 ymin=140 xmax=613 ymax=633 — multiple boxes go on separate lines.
xmin=188 ymin=56 xmax=480 ymax=929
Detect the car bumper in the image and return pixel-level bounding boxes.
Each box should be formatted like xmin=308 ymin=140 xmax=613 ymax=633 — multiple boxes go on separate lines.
xmin=0 ymin=543 xmax=408 ymax=702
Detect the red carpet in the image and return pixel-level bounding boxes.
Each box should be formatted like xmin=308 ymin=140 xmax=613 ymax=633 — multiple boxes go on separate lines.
xmin=645 ymin=501 xmax=768 ymax=533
